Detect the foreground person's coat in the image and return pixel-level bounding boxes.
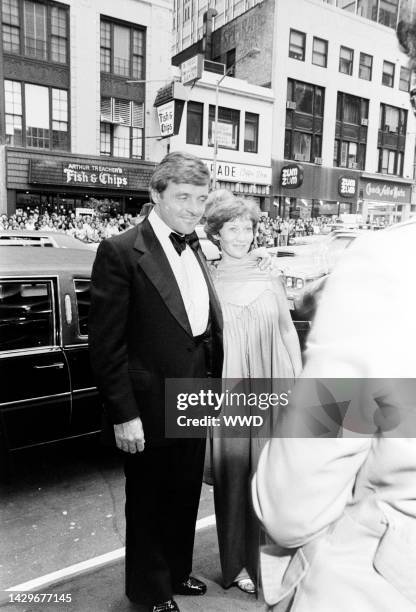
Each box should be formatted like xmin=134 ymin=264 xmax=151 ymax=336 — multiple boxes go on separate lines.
xmin=252 ymin=221 xmax=416 ymax=612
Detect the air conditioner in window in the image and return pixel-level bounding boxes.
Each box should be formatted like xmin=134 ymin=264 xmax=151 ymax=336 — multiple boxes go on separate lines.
xmin=286 ymin=101 xmax=297 ymax=110
xmin=294 ymin=153 xmax=307 ymax=161
xmin=314 ymin=157 xmax=323 ymax=164
xmin=361 ymin=118 xmax=368 ymax=126
xmin=348 ymin=161 xmax=358 ymax=169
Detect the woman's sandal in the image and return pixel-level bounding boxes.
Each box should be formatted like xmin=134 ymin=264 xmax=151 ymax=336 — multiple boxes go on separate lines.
xmin=235 ymin=578 xmax=256 ymax=594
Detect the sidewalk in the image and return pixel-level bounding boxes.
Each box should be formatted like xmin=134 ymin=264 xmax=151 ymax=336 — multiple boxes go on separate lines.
xmin=1 ymin=527 xmax=266 ymax=612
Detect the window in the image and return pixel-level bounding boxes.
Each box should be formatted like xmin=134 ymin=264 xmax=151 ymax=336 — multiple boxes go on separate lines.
xmin=226 ymin=48 xmax=236 ymax=76
xmin=186 ymin=101 xmax=203 ymax=145
xmin=2 ymin=0 xmax=20 ymax=53
xmin=312 ymin=37 xmax=328 ymax=67
xmin=208 ymin=106 xmax=240 ymax=150
xmin=285 ymin=79 xmax=324 ymax=162
xmin=51 ymin=6 xmax=67 ymax=63
xmin=378 ymin=149 xmax=404 ymax=175
xmin=52 ymin=89 xmax=68 ymax=150
xmin=100 ymin=19 xmax=145 ymax=80
xmin=3 ymin=0 xmax=68 ymax=63
xmin=339 ymin=46 xmax=354 ymax=75
xmin=399 ymin=66 xmax=410 ymax=92
xmin=4 ymin=80 xmax=22 ymax=146
xmin=379 ymin=0 xmax=399 ymax=28
xmin=4 ymin=80 xmax=69 ymax=150
xmin=382 ymin=60 xmax=395 ymax=87
xmin=289 ymin=29 xmax=306 ymax=61
xmin=0 ymin=281 xmax=54 ymax=351
xmin=24 ymin=1 xmax=47 ymax=60
xmin=244 ymin=112 xmax=258 ymax=153
xmin=378 ymin=103 xmax=407 ymax=175
xmin=380 ymin=104 xmax=407 ymax=134
xmin=100 ymin=97 xmax=144 ymax=158
xmin=335 ymin=92 xmax=368 ymax=170
xmin=359 ymin=53 xmax=372 ymax=80
xmin=74 ymin=280 xmax=90 ymax=337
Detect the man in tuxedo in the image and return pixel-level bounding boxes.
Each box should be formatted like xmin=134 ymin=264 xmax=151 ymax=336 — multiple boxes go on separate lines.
xmin=89 ymin=152 xmax=223 ymax=612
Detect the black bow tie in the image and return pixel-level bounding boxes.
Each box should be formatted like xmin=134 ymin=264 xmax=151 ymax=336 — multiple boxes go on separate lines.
xmin=169 ymin=231 xmax=200 ymax=255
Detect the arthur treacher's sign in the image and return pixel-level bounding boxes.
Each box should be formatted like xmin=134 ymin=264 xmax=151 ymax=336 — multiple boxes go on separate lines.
xmin=62 ymin=163 xmax=128 ymax=188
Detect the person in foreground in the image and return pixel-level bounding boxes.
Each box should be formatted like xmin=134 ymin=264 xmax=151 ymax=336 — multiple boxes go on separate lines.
xmin=252 ymin=219 xmax=416 ymax=612
xmin=205 ymin=192 xmax=302 ymax=595
xmin=89 ymin=152 xmax=223 ymax=612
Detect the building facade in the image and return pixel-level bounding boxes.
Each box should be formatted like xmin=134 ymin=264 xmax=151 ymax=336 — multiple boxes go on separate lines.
xmin=155 ymin=67 xmax=273 ymax=209
xmin=173 ymin=0 xmax=416 ymax=223
xmin=0 ymin=0 xmax=172 ymax=216
xmin=172 ymin=0 xmax=263 ymax=54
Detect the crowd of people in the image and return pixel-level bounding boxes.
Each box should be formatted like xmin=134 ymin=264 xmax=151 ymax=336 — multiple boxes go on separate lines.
xmin=256 ymin=216 xmax=335 ymax=247
xmin=0 ymin=207 xmax=142 ymax=242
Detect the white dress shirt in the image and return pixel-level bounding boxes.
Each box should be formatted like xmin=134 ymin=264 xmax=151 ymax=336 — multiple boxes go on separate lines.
xmin=148 ymin=209 xmax=209 ymax=336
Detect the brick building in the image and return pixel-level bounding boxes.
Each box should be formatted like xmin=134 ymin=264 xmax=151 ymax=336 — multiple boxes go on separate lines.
xmin=173 ymin=0 xmax=416 ymax=223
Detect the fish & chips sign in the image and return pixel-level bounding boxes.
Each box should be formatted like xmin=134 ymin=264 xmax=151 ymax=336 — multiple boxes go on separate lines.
xmin=62 ymin=163 xmax=129 ymax=188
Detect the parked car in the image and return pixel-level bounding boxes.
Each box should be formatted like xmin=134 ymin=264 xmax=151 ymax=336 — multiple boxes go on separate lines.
xmin=276 ymin=230 xmax=362 ymax=310
xmin=0 ymin=247 xmax=100 ymax=474
xmin=0 ymin=229 xmax=97 ymax=250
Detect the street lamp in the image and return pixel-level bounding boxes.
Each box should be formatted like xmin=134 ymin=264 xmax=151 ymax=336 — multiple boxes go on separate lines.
xmin=212 ymin=47 xmax=260 ymax=190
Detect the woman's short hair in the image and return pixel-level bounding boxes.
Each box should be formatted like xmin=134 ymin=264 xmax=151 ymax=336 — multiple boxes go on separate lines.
xmin=204 ymin=191 xmax=260 ymax=244
xmin=149 ymin=151 xmax=210 ymax=195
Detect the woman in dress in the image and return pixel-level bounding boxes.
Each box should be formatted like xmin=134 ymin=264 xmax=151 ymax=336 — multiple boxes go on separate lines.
xmin=205 ymin=192 xmax=302 ymax=594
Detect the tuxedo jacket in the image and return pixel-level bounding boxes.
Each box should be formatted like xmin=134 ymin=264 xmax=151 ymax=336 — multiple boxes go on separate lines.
xmin=88 ymin=219 xmax=223 ymax=443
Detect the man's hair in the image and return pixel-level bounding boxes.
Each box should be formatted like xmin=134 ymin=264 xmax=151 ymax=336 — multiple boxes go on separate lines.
xmin=149 ymin=151 xmax=210 ymax=195
xmin=204 ymin=190 xmax=260 ymax=245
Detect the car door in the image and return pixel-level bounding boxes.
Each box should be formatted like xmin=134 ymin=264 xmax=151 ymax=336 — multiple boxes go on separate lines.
xmin=63 ymin=277 xmax=102 ymax=436
xmin=0 ymin=277 xmax=71 ymax=451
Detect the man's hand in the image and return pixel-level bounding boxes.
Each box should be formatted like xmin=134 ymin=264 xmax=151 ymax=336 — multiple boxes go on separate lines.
xmin=114 ymin=417 xmax=145 ymax=454
xmin=249 ymin=247 xmax=280 ymax=273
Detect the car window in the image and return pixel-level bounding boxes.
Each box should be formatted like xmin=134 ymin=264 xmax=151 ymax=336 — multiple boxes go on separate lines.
xmin=0 ymin=280 xmax=54 ymax=351
xmin=74 ymin=280 xmax=91 ymax=336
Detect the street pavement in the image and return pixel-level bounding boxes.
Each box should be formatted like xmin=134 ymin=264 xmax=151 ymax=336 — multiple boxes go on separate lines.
xmin=0 ymin=439 xmax=266 ymax=612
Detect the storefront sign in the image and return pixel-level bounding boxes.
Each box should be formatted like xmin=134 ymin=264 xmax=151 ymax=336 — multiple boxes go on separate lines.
xmin=181 ymin=54 xmax=204 ymax=85
xmin=157 ymin=101 xmax=175 ymax=137
xmin=204 ymin=160 xmax=271 ymax=185
xmin=62 ymin=163 xmax=129 ymax=188
xmin=280 ymin=164 xmax=303 ymax=189
xmin=362 ymin=179 xmax=411 ymax=203
xmin=338 ymin=176 xmax=357 ymax=197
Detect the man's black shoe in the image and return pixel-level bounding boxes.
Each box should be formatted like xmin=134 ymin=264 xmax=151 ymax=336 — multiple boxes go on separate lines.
xmin=152 ymin=599 xmax=180 ymax=612
xmin=173 ymin=577 xmax=207 ymax=596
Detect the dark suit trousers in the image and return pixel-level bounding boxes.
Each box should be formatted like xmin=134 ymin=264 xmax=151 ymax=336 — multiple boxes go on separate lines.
xmin=124 ymin=339 xmax=210 ymax=607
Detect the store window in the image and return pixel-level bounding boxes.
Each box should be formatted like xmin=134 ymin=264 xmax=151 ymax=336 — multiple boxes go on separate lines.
xmin=4 ymin=80 xmax=69 ymax=150
xmin=312 ymin=37 xmax=328 ymax=67
xmin=100 ymin=19 xmax=145 ymax=80
xmin=2 ymin=0 xmax=68 ymax=63
xmin=244 ymin=112 xmax=258 ymax=153
xmin=289 ymin=29 xmax=306 ymax=61
xmin=100 ymin=97 xmax=144 ymax=158
xmin=382 ymin=60 xmax=395 ymax=87
xmin=208 ymin=106 xmax=240 ymax=150
xmin=339 ymin=46 xmax=354 ymax=75
xmin=359 ymin=52 xmax=372 ymax=80
xmin=285 ymin=79 xmax=324 ymax=163
xmin=186 ymin=101 xmax=203 ymax=146
xmin=399 ymin=66 xmax=410 ymax=92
